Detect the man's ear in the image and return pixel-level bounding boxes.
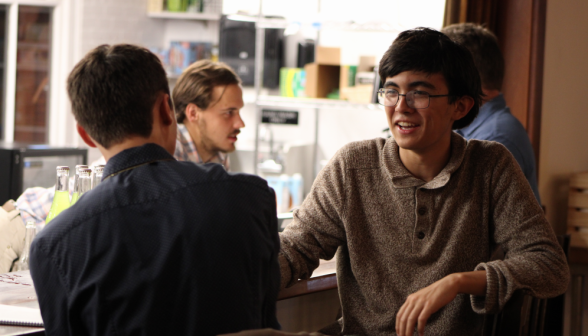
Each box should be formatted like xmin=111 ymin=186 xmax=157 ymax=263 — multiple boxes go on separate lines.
xmin=186 ymin=103 xmax=201 ymax=122
xmin=77 ymin=124 xmax=97 ymax=148
xmin=452 ymin=95 xmax=475 ymax=121
xmin=159 ymin=93 xmax=174 ymax=126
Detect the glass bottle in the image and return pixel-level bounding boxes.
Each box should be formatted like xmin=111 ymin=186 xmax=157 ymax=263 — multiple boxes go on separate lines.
xmin=77 ymin=168 xmax=92 ymax=198
xmin=15 ymin=221 xmax=37 ymax=271
xmin=70 ymin=164 xmax=88 ymax=205
xmin=92 ymin=165 xmax=105 ymax=189
xmin=46 ymin=166 xmax=71 ymax=224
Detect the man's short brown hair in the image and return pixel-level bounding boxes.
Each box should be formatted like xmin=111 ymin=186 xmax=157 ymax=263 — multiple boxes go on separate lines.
xmin=173 ymin=60 xmax=241 ymax=123
xmin=67 ymin=44 xmax=169 ymax=149
xmin=442 ymin=23 xmax=505 ymax=91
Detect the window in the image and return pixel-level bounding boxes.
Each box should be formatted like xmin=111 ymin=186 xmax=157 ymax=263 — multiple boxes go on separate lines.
xmin=0 ymin=6 xmax=6 ymax=140
xmin=14 ymin=6 xmax=52 ymax=143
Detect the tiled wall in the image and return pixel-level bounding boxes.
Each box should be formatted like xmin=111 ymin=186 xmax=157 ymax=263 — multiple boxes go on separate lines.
xmin=79 ymin=0 xmax=164 ymax=55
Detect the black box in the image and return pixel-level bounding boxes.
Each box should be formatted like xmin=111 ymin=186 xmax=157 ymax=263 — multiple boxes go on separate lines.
xmin=0 ymin=142 xmax=87 ymax=203
xmin=219 ymin=15 xmax=284 ymax=88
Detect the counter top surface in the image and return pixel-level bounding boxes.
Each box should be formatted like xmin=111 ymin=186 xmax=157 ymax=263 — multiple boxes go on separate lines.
xmin=0 ymin=272 xmax=43 ymax=335
xmin=278 ymin=258 xmax=337 ymax=300
xmin=0 ymin=259 xmax=337 ymax=335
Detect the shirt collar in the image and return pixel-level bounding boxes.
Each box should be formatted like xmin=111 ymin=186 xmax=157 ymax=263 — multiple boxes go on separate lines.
xmin=382 ymin=132 xmax=467 ymax=189
xmin=458 ymin=93 xmax=506 ymax=138
xmin=103 ymin=143 xmax=175 ymax=180
xmin=176 ymin=123 xmax=227 ymax=164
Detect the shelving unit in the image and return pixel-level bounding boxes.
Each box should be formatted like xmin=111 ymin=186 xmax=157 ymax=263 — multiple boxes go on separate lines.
xmin=254 ymin=95 xmax=381 ymax=178
xmin=250 ymin=13 xmax=384 ymax=177
xmin=256 ymin=95 xmax=381 ymax=111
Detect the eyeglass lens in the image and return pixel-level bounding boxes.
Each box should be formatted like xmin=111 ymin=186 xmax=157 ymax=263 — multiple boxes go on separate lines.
xmin=378 ymin=90 xmax=430 ymax=109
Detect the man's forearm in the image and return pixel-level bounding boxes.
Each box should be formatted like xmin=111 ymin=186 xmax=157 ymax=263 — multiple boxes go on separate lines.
xmin=452 ymin=270 xmax=487 ymax=296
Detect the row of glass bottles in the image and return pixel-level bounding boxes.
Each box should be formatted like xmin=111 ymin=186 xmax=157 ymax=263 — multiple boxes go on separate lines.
xmin=14 ymin=164 xmax=104 ymax=271
xmin=45 ymin=164 xmax=105 ymax=224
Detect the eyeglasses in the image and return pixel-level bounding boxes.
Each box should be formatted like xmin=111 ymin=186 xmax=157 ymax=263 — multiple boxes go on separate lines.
xmin=377 ymin=89 xmax=451 ymax=109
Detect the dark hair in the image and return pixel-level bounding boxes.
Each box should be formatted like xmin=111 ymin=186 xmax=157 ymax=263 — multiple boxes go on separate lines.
xmin=173 ymin=60 xmax=241 ymax=123
xmin=378 ymin=27 xmax=483 ymax=129
xmin=442 ymin=23 xmax=504 ymax=91
xmin=67 ymin=44 xmax=170 ymax=149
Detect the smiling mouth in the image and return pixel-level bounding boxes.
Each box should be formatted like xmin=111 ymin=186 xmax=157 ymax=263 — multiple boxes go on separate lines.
xmin=396 ymin=122 xmax=419 ymax=130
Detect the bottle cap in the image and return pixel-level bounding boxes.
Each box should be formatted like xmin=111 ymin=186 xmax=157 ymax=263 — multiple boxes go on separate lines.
xmin=56 ymin=166 xmax=70 ymax=171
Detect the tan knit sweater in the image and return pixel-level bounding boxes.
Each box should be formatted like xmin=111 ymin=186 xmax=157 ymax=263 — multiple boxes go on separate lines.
xmin=279 ymin=132 xmax=569 ymax=335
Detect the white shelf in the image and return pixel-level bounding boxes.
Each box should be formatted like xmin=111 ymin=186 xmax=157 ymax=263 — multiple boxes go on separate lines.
xmin=147 ymin=11 xmax=221 ymax=21
xmin=255 ymin=95 xmax=383 ymax=111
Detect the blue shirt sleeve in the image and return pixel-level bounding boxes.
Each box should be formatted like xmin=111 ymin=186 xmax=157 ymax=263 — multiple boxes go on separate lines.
xmin=491 ymin=135 xmax=541 ymax=204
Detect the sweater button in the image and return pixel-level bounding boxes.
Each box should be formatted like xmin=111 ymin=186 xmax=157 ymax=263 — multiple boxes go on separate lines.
xmin=417 ymin=232 xmax=425 ymax=239
xmin=418 ymin=207 xmax=426 ymax=216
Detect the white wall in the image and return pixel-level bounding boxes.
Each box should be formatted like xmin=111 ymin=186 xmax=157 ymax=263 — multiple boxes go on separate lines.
xmin=539 ymin=0 xmax=588 ymax=233
xmin=79 ymin=0 xmax=164 ymax=55
xmin=75 ymin=0 xmax=180 ymax=161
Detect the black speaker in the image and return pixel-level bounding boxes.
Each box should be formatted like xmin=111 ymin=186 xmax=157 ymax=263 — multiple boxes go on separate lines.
xmin=219 ymin=15 xmax=284 ymax=88
xmin=263 ymin=27 xmax=284 ymax=88
xmin=297 ymin=40 xmax=315 ymax=68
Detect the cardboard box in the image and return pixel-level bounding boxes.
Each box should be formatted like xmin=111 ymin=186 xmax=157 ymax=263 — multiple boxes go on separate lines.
xmin=358 ymin=55 xmax=376 ymax=72
xmin=341 ymin=84 xmax=373 ymax=103
xmin=303 ymin=47 xmax=342 ymax=99
xmin=304 ymin=63 xmax=341 ymax=98
xmin=315 ymin=46 xmax=341 ymax=66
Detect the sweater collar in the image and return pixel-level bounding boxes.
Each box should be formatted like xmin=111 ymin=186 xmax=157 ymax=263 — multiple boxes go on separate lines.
xmin=383 ymin=132 xmax=467 ymax=189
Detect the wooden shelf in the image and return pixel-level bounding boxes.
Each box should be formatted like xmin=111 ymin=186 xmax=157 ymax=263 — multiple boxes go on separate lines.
xmin=255 ymin=95 xmax=383 ymax=111
xmin=147 ymin=11 xmax=221 ymax=21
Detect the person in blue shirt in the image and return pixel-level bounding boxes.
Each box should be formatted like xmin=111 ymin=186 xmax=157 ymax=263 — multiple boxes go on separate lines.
xmin=29 ymin=44 xmax=281 ymax=336
xmin=442 ymin=23 xmax=541 ymax=203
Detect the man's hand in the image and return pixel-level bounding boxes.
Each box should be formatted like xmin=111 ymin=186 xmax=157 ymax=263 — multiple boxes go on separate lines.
xmin=2 ymin=200 xmax=16 ymax=212
xmin=395 ymin=270 xmax=487 ymax=336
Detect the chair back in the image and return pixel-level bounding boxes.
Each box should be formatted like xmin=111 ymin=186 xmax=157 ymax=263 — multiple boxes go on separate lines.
xmin=482 ymin=234 xmax=570 ymax=336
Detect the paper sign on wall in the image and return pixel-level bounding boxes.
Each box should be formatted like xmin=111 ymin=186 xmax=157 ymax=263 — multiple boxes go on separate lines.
xmin=261 ymin=109 xmax=299 ymax=125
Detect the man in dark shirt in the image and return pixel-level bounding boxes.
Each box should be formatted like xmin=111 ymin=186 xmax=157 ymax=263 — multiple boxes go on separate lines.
xmin=29 ymin=44 xmax=281 ymax=336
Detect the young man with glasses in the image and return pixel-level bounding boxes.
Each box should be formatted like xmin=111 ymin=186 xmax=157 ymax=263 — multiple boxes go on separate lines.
xmin=278 ymin=28 xmax=569 ymax=336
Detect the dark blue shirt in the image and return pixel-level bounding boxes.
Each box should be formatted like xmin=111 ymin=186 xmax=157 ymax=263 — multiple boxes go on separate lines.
xmin=456 ymin=94 xmax=541 ymax=203
xmin=29 ymin=143 xmax=281 ymax=336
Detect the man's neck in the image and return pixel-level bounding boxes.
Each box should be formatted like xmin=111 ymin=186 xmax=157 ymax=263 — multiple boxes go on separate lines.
xmin=398 ymin=138 xmax=452 ymax=183
xmin=482 ymin=89 xmax=500 ymax=105
xmin=99 ymin=137 xmax=154 ymax=162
